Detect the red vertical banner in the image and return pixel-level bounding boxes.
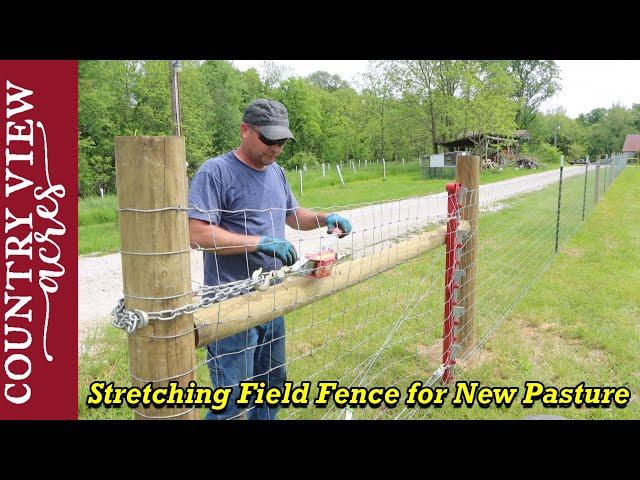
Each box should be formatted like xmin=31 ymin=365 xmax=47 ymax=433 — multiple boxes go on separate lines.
xmin=1 ymin=61 xmax=78 ymax=419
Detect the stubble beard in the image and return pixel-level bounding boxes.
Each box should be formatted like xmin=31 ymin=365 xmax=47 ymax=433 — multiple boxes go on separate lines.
xmin=258 ymin=150 xmax=278 ymax=166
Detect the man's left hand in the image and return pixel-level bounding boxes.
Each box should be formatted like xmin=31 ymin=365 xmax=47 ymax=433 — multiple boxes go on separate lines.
xmin=326 ymin=214 xmax=352 ymax=238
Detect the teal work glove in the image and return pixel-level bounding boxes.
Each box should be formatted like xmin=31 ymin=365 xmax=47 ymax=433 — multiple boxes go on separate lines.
xmin=326 ymin=214 xmax=352 ymax=238
xmin=257 ymin=236 xmax=298 ymax=266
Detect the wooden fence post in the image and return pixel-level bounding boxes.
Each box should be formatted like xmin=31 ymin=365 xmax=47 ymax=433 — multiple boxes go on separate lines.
xmin=115 ymin=136 xmax=198 ymax=420
xmin=455 ymin=155 xmax=480 ymax=353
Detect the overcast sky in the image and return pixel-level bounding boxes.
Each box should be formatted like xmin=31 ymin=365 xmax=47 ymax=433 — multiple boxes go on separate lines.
xmin=231 ymin=60 xmax=640 ymax=119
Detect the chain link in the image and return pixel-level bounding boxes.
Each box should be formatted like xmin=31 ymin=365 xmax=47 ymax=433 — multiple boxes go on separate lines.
xmin=111 ymin=298 xmax=149 ymax=333
xmin=111 ymin=274 xmax=264 ymax=333
xmin=110 ymin=253 xmax=347 ymax=333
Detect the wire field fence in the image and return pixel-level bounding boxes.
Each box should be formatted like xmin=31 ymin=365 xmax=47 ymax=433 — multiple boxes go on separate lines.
xmin=103 ymin=137 xmax=627 ymax=420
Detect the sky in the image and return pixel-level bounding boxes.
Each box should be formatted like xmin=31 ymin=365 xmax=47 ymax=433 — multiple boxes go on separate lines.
xmin=231 ymin=60 xmax=640 ymax=119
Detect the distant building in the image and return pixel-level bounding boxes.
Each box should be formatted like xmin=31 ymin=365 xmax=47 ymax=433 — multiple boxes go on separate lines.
xmin=436 ymin=132 xmax=527 ymax=165
xmin=436 ymin=133 xmax=517 ymax=155
xmin=622 ymin=134 xmax=640 ymax=155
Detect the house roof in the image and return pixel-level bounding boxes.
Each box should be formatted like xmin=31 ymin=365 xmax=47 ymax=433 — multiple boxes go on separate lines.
xmin=622 ymin=134 xmax=640 ymax=152
xmin=436 ymin=133 xmax=517 ymax=149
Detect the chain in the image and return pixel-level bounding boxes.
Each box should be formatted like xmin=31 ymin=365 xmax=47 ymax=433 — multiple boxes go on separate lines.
xmin=111 ymin=299 xmax=150 ymax=333
xmin=112 ymin=274 xmax=265 ymax=333
xmin=111 ymin=252 xmax=348 ymax=333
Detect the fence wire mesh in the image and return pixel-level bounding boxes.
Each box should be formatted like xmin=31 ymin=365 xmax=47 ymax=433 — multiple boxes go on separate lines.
xmin=104 ymin=155 xmax=627 ymax=419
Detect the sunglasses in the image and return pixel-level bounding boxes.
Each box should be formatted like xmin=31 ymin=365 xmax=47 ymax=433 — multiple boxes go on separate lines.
xmin=250 ymin=126 xmax=289 ymax=147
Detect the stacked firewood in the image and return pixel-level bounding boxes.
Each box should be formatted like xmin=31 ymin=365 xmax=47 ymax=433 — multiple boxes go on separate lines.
xmin=481 ymin=158 xmax=501 ymax=169
xmin=514 ymin=155 xmax=541 ymax=169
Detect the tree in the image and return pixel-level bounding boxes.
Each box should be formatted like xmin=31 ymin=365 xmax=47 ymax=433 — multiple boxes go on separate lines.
xmin=460 ymin=61 xmax=518 ymax=137
xmin=273 ymin=78 xmax=323 ymax=164
xmin=577 ymin=107 xmax=606 ymax=126
xmin=390 ymin=61 xmax=518 ymax=156
xmin=396 ymin=60 xmax=443 ymax=153
xmin=239 ymin=68 xmax=267 ymax=105
xmin=360 ymin=61 xmax=403 ymax=159
xmin=394 ymin=60 xmax=485 ymax=152
xmin=316 ymin=84 xmax=369 ymax=163
xmin=178 ymin=61 xmax=218 ymax=175
xmin=632 ymin=103 xmax=640 ymax=131
xmin=589 ymin=104 xmax=636 ymax=155
xmin=200 ymin=60 xmax=246 ymax=155
xmin=529 ymin=107 xmax=587 ymax=158
xmin=78 ymin=60 xmax=140 ymax=194
xmin=130 ymin=60 xmax=173 ymax=135
xmin=260 ymin=61 xmax=293 ymax=94
xmin=307 ymin=71 xmax=350 ymax=91
xmin=509 ymin=60 xmax=560 ymax=129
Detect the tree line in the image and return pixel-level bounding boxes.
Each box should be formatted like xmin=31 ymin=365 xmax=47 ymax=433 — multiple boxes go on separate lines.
xmin=79 ymin=60 xmax=640 ymax=197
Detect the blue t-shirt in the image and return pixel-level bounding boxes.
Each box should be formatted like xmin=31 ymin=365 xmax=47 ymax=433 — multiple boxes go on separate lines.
xmin=188 ymin=151 xmax=299 ymax=286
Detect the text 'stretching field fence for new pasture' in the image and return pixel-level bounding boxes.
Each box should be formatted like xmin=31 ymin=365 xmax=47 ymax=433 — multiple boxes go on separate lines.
xmin=103 ymin=136 xmax=628 ymax=419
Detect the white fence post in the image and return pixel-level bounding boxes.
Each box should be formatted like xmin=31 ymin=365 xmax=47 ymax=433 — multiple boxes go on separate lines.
xmin=336 ymin=164 xmax=346 ymax=187
xmin=299 ymin=169 xmax=303 ymax=196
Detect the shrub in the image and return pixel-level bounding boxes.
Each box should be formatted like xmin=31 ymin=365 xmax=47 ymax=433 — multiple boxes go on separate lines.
xmin=532 ymin=142 xmax=562 ymax=164
xmin=282 ymin=151 xmax=318 ymax=170
xmin=568 ymin=143 xmax=587 ymax=161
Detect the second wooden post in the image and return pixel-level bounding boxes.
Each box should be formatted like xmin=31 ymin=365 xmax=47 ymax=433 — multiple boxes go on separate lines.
xmin=455 ymin=155 xmax=480 ymax=354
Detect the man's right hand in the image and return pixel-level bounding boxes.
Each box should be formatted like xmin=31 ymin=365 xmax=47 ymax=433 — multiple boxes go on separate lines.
xmin=256 ymin=236 xmax=298 ymax=266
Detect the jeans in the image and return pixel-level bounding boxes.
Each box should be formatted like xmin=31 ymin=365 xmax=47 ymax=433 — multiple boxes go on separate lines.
xmin=205 ymin=316 xmax=286 ymax=420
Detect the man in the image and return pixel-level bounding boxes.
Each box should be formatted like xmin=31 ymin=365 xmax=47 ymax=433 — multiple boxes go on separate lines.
xmin=188 ymin=98 xmax=352 ymax=420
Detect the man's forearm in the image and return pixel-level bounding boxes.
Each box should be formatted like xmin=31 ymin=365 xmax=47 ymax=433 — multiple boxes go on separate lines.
xmin=189 ymin=219 xmax=261 ymax=255
xmin=287 ymin=208 xmax=328 ymax=230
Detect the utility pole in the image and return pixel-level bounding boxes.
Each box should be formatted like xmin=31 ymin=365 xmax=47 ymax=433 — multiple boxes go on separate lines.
xmin=170 ymin=60 xmax=182 ymax=136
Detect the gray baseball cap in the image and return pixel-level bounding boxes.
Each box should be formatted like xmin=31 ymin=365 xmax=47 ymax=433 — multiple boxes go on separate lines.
xmin=242 ymin=98 xmax=296 ymax=141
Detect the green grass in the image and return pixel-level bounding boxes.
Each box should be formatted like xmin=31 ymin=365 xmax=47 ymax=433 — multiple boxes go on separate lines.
xmin=78 ymin=162 xmax=554 ymax=256
xmin=79 ymin=326 xmax=211 ymax=420
xmin=78 ymin=164 xmax=637 ymax=420
xmin=78 ymin=194 xmax=118 ymax=256
xmin=78 ymin=195 xmax=118 ymax=226
xmin=285 ymin=161 xmax=554 ymax=209
xmin=423 ymin=165 xmax=639 ymax=419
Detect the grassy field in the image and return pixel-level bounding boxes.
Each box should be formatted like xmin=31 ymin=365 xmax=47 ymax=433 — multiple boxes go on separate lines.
xmin=78 ymin=195 xmax=119 ymax=256
xmin=284 ymin=161 xmax=554 ymax=208
xmin=423 ymin=165 xmax=639 ymax=420
xmin=78 ymin=161 xmax=554 ymax=256
xmin=78 ymin=164 xmax=637 ymax=420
